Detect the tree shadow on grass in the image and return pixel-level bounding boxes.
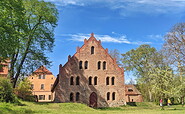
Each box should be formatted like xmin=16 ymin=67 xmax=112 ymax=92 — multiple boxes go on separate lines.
xmin=97 ymin=107 xmax=124 ymax=111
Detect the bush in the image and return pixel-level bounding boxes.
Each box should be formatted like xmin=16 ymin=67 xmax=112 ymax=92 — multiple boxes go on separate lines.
xmin=0 ymin=77 xmax=17 ymax=103
xmin=14 ymin=78 xmax=35 ymax=101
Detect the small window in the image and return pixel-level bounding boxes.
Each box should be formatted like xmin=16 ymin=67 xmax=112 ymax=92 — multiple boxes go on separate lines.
xmin=98 ymin=61 xmax=101 ymax=70
xmin=43 ymin=75 xmax=45 ymax=79
xmin=128 ymin=89 xmax=133 ymax=92
xmin=70 ymin=93 xmax=74 ymax=102
xmin=38 ymin=75 xmax=42 ymax=79
xmin=76 ymin=92 xmax=80 ymax=101
xmin=31 ymin=84 xmax=34 ymax=89
xmin=70 ymin=77 xmax=74 ymax=85
xmin=48 ymin=95 xmax=51 ymax=100
xmin=84 ymin=61 xmax=88 ymax=69
xmin=89 ymin=77 xmax=92 ymax=85
xmin=76 ymin=76 xmax=80 ymax=85
xmin=41 ymin=84 xmax=44 ymax=90
xmin=107 ymin=92 xmax=110 ymax=100
xmin=79 ymin=61 xmax=83 ymax=69
xmin=38 ymin=75 xmax=45 ymax=79
xmin=39 ymin=95 xmax=45 ymax=100
xmin=103 ymin=61 xmax=106 ymax=70
xmin=91 ymin=46 xmax=94 ymax=54
xmin=112 ymin=92 xmax=116 ymax=100
xmin=112 ymin=77 xmax=115 ymax=85
xmin=106 ymin=77 xmax=109 ymax=85
xmin=94 ymin=77 xmax=98 ymax=85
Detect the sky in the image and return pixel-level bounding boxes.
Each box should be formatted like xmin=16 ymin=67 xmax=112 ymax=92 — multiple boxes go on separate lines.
xmin=44 ymin=0 xmax=185 ymax=83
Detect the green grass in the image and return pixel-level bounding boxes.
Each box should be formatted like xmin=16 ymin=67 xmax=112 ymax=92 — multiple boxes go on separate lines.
xmin=0 ymin=101 xmax=185 ymax=114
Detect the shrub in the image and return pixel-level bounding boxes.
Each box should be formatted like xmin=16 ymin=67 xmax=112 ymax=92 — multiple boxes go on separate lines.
xmin=0 ymin=77 xmax=17 ymax=103
xmin=14 ymin=78 xmax=35 ymax=101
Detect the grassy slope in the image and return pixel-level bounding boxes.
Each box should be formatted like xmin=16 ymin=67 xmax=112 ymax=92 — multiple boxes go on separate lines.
xmin=0 ymin=101 xmax=185 ymax=114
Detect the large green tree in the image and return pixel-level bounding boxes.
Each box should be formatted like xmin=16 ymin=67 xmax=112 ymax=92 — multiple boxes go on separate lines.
xmin=0 ymin=0 xmax=58 ymax=87
xmin=121 ymin=44 xmax=172 ymax=102
xmin=163 ymin=23 xmax=185 ymax=106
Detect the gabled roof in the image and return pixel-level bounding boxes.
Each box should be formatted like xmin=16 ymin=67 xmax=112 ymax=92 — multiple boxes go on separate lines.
xmin=33 ymin=65 xmax=52 ymax=75
xmin=125 ymin=85 xmax=141 ymax=95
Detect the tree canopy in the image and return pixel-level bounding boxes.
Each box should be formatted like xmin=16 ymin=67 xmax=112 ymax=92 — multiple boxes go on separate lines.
xmin=0 ymin=0 xmax=58 ymax=87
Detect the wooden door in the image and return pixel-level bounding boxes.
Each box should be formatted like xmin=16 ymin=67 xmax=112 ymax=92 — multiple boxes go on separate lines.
xmin=89 ymin=92 xmax=97 ymax=108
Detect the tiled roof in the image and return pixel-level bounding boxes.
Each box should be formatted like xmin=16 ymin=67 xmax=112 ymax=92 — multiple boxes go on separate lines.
xmin=33 ymin=65 xmax=52 ymax=75
xmin=125 ymin=85 xmax=141 ymax=95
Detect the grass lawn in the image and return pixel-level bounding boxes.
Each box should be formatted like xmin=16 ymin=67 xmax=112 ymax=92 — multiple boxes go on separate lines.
xmin=0 ymin=101 xmax=185 ymax=114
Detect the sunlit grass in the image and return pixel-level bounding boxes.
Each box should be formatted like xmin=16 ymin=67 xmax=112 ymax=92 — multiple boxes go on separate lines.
xmin=0 ymin=101 xmax=185 ymax=114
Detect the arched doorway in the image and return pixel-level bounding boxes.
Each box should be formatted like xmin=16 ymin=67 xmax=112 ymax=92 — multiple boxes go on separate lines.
xmin=89 ymin=92 xmax=97 ymax=108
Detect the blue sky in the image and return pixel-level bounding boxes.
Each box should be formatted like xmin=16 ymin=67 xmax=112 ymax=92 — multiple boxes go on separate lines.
xmin=45 ymin=0 xmax=185 ymax=83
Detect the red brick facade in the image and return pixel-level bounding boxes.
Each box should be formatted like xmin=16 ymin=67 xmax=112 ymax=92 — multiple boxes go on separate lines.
xmin=52 ymin=33 xmax=126 ymax=107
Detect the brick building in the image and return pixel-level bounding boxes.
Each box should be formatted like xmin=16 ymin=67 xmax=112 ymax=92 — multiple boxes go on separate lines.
xmin=52 ymin=33 xmax=126 ymax=107
xmin=0 ymin=60 xmax=9 ymax=77
xmin=125 ymin=85 xmax=143 ymax=102
xmin=28 ymin=65 xmax=56 ymax=102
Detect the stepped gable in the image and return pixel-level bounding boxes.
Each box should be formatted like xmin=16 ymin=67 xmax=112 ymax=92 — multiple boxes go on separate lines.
xmin=33 ymin=65 xmax=52 ymax=75
xmin=69 ymin=33 xmax=124 ymax=74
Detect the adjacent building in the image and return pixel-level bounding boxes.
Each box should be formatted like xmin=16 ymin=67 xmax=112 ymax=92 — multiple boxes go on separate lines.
xmin=0 ymin=60 xmax=9 ymax=77
xmin=52 ymin=33 xmax=126 ymax=107
xmin=28 ymin=65 xmax=56 ymax=102
xmin=125 ymin=85 xmax=143 ymax=102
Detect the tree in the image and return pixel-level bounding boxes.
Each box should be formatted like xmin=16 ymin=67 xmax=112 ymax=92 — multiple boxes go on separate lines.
xmin=121 ymin=44 xmax=172 ymax=102
xmin=0 ymin=77 xmax=17 ymax=103
xmin=0 ymin=0 xmax=25 ymax=62
xmin=163 ymin=23 xmax=185 ymax=106
xmin=14 ymin=78 xmax=34 ymax=101
xmin=0 ymin=0 xmax=58 ymax=87
xmin=109 ymin=49 xmax=121 ymax=66
xmin=122 ymin=45 xmax=157 ymax=101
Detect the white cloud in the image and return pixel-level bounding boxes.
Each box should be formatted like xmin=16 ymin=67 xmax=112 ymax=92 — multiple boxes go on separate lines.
xmin=45 ymin=0 xmax=185 ymax=15
xmin=61 ymin=33 xmax=151 ymax=45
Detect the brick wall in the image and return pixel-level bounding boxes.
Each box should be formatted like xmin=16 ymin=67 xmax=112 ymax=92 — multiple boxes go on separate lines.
xmin=54 ymin=33 xmax=126 ymax=107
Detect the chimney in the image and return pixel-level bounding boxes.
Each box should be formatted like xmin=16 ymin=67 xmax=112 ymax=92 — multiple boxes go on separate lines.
xmin=76 ymin=46 xmax=80 ymax=53
xmin=59 ymin=64 xmax=62 ymax=74
xmin=84 ymin=38 xmax=87 ymax=44
xmin=68 ymin=55 xmax=71 ymax=61
xmin=105 ymin=48 xmax=108 ymax=53
xmin=99 ymin=40 xmax=101 ymax=45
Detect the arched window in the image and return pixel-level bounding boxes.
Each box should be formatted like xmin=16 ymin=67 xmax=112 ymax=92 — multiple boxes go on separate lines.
xmin=91 ymin=46 xmax=94 ymax=54
xmin=107 ymin=92 xmax=110 ymax=100
xmin=79 ymin=61 xmax=83 ymax=69
xmin=76 ymin=76 xmax=80 ymax=85
xmin=70 ymin=93 xmax=74 ymax=102
xmin=94 ymin=77 xmax=98 ymax=85
xmin=103 ymin=61 xmax=106 ymax=70
xmin=70 ymin=77 xmax=74 ymax=85
xmin=84 ymin=61 xmax=88 ymax=69
xmin=98 ymin=61 xmax=101 ymax=70
xmin=112 ymin=77 xmax=115 ymax=85
xmin=112 ymin=92 xmax=116 ymax=100
xmin=106 ymin=77 xmax=109 ymax=85
xmin=76 ymin=92 xmax=80 ymax=101
xmin=89 ymin=77 xmax=92 ymax=85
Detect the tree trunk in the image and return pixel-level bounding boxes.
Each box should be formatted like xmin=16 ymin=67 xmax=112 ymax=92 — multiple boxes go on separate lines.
xmin=149 ymin=90 xmax=152 ymax=102
xmin=182 ymin=96 xmax=184 ymax=107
